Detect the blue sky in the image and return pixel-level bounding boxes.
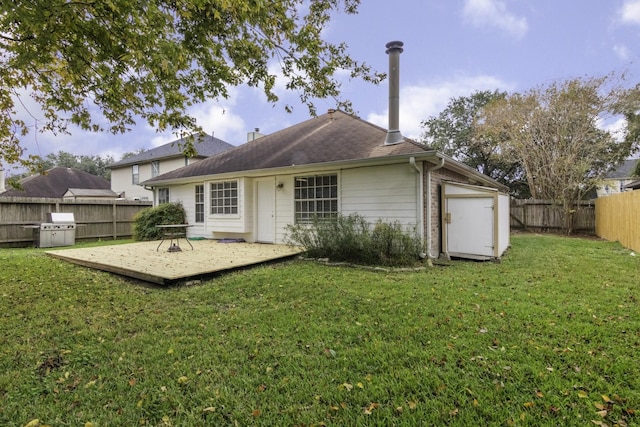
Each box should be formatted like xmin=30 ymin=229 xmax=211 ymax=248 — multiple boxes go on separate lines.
xmin=12 ymin=0 xmax=640 ymax=170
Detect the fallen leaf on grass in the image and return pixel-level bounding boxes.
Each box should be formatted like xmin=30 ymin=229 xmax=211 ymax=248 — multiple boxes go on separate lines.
xmin=578 ymin=391 xmax=589 ymax=398
xmin=602 ymin=395 xmax=613 ymax=403
xmin=596 ymin=410 xmax=608 ymax=417
xmin=364 ymin=403 xmax=379 ymax=415
xmin=408 ymin=401 xmax=417 ymax=410
xmin=341 ymin=383 xmax=353 ymax=391
xmin=591 ymin=421 xmax=609 ymax=427
xmin=251 ymin=409 xmax=261 ymax=417
xmin=524 ymin=401 xmax=535 ymax=408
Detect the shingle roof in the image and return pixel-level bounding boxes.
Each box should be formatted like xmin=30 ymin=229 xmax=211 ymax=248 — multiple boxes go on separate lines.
xmin=605 ymin=159 xmax=639 ymax=179
xmin=0 ymin=167 xmax=111 ymax=198
xmin=65 ymin=188 xmax=119 ymax=197
xmin=108 ymin=133 xmax=234 ymax=168
xmin=144 ymin=110 xmax=433 ymax=184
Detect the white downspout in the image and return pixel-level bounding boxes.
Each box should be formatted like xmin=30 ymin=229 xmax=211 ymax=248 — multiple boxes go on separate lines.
xmin=425 ymin=157 xmax=445 ymax=259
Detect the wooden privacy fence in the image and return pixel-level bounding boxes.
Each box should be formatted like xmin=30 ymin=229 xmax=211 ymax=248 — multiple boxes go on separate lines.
xmin=0 ymin=197 xmax=152 ymax=247
xmin=595 ymin=191 xmax=640 ymax=253
xmin=510 ymin=199 xmax=596 ymax=233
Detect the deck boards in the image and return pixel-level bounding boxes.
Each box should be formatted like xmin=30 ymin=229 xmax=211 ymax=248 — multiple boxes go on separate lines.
xmin=46 ymin=240 xmax=303 ymax=285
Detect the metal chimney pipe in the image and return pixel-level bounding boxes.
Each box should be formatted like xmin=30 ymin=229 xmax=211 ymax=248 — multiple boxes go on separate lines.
xmin=385 ymin=40 xmax=404 ymax=145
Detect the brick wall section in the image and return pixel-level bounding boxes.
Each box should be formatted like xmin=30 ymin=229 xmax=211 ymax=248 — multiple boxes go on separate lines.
xmin=424 ymin=165 xmax=474 ymax=257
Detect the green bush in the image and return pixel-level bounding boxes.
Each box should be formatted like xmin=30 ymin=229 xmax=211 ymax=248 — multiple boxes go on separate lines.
xmin=285 ymin=213 xmax=424 ymax=267
xmin=132 ymin=202 xmax=187 ymax=241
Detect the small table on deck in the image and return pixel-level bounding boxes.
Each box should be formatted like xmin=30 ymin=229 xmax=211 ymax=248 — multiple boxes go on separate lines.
xmin=156 ymin=224 xmax=193 ymax=252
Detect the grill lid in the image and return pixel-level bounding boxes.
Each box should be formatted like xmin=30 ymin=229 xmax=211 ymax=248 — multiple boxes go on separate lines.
xmin=48 ymin=212 xmax=75 ymax=223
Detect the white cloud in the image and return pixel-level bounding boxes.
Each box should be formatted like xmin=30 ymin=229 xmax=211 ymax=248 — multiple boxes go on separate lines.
xmin=619 ymin=0 xmax=640 ymax=25
xmin=462 ymin=0 xmax=528 ymax=39
xmin=613 ymin=44 xmax=631 ymax=61
xmin=367 ymin=75 xmax=514 ymax=140
xmin=187 ymin=100 xmax=247 ymax=146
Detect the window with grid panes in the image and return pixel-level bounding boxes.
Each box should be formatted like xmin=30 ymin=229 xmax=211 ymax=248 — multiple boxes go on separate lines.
xmin=294 ymin=174 xmax=338 ymax=223
xmin=158 ymin=188 xmax=169 ymax=204
xmin=195 ymin=184 xmax=204 ymax=222
xmin=210 ymin=181 xmax=238 ymax=214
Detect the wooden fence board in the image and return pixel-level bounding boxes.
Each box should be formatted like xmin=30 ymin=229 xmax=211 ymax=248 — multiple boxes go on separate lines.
xmin=0 ymin=197 xmax=152 ymax=247
xmin=595 ymin=191 xmax=640 ymax=252
xmin=510 ymin=199 xmax=595 ymax=232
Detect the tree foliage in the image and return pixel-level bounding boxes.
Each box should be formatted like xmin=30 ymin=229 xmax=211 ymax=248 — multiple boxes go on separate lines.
xmin=1 ymin=0 xmax=383 ymax=168
xmin=476 ymin=75 xmax=639 ymax=233
xmin=36 ymin=151 xmax=114 ymax=180
xmin=420 ymin=90 xmax=529 ymax=197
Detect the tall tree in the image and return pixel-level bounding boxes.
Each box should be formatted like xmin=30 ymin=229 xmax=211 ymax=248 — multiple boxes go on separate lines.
xmin=476 ymin=75 xmax=639 ymax=233
xmin=1 ymin=1 xmax=383 ymax=168
xmin=38 ymin=151 xmax=114 ymax=180
xmin=420 ymin=90 xmax=529 ymax=197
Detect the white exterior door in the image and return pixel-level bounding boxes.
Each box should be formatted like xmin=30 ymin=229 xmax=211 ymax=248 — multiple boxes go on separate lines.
xmin=446 ymin=197 xmax=494 ymax=258
xmin=256 ymin=179 xmax=275 ymax=243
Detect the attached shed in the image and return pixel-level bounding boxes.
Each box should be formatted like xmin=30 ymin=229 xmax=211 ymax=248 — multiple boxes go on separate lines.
xmin=441 ymin=181 xmax=510 ymax=260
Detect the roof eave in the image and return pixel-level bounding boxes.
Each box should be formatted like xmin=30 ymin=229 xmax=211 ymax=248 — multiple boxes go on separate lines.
xmin=144 ymin=151 xmax=448 ymax=187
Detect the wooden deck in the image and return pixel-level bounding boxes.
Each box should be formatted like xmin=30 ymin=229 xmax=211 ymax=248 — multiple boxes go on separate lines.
xmin=46 ymin=240 xmax=304 ymax=285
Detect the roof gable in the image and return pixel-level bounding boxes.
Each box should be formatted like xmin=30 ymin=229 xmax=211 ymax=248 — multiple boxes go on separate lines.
xmin=108 ymin=133 xmax=234 ymax=168
xmin=145 ymin=110 xmax=432 ymax=183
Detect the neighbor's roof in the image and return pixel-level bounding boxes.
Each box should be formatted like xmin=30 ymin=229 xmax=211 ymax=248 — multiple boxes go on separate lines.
xmin=64 ymin=188 xmax=119 ymax=197
xmin=144 ymin=110 xmax=436 ymax=185
xmin=0 ymin=167 xmax=111 ymax=198
xmin=108 ymin=133 xmax=234 ymax=168
xmin=605 ymin=159 xmax=639 ymax=179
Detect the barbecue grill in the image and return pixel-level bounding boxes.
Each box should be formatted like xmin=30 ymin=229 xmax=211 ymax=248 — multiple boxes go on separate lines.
xmin=33 ymin=212 xmax=77 ymax=248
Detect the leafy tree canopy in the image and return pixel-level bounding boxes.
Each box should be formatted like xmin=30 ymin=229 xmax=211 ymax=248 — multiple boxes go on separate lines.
xmin=476 ymin=75 xmax=639 ymax=233
xmin=1 ymin=0 xmax=383 ymax=168
xmin=420 ymin=90 xmax=529 ymax=197
xmin=37 ymin=151 xmax=114 ymax=180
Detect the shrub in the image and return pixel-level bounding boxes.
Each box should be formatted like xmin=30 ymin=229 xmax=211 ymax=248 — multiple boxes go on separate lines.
xmin=133 ymin=202 xmax=187 ymax=241
xmin=285 ymin=213 xmax=424 ymax=267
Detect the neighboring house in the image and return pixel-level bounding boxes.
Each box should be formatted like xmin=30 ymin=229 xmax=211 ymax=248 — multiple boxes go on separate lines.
xmin=0 ymin=167 xmax=113 ymax=198
xmin=625 ymin=180 xmax=640 ymax=190
xmin=108 ymin=132 xmax=234 ymax=201
xmin=596 ymin=159 xmax=639 ymax=197
xmin=63 ymin=188 xmax=119 ymax=201
xmin=143 ymin=110 xmax=510 ymax=259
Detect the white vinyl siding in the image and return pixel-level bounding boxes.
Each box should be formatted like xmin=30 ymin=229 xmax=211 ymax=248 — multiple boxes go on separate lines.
xmin=340 ymin=164 xmax=418 ymax=226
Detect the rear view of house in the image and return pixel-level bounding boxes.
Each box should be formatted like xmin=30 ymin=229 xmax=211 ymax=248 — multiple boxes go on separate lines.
xmin=143 ymin=42 xmax=510 ymax=260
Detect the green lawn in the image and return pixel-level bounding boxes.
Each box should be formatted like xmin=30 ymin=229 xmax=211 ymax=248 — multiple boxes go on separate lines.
xmin=0 ymin=234 xmax=638 ymax=426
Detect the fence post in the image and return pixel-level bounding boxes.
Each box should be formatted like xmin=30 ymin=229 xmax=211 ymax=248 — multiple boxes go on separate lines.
xmin=113 ymin=202 xmax=117 ymax=240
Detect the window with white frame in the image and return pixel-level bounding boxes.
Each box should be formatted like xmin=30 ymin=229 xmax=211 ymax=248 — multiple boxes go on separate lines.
xmin=132 ymin=164 xmax=139 ymax=185
xmin=158 ymin=188 xmax=169 ymax=204
xmin=151 ymin=161 xmax=160 ymax=177
xmin=294 ymin=174 xmax=338 ymax=223
xmin=210 ymin=181 xmax=238 ymax=214
xmin=195 ymin=184 xmax=204 ymax=223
